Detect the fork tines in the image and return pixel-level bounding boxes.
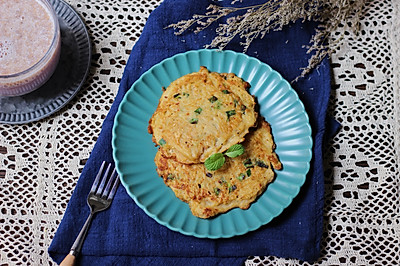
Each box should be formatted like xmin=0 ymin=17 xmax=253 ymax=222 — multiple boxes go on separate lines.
xmin=90 ymin=161 xmax=120 ymax=199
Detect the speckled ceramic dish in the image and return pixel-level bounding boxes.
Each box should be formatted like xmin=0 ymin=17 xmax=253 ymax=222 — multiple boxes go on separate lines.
xmin=0 ymin=0 xmax=91 ymax=124
xmin=112 ymin=49 xmax=313 ymax=238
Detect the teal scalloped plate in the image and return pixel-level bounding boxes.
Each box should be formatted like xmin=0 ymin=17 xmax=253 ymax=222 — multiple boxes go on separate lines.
xmin=112 ymin=49 xmax=312 ymax=239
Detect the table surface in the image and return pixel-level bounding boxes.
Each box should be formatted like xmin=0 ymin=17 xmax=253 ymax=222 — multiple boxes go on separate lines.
xmin=1 ymin=0 xmax=399 ymax=265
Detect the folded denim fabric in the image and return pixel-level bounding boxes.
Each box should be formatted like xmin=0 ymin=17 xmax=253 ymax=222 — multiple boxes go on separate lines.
xmin=49 ymin=0 xmax=333 ymax=264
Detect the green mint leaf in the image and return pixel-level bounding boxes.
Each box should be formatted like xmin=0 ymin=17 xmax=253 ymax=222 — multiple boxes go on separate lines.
xmin=204 ymin=153 xmax=225 ymax=171
xmin=224 ymin=144 xmax=244 ymax=158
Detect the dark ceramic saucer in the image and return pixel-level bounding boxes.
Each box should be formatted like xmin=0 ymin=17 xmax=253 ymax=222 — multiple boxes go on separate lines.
xmin=0 ymin=0 xmax=91 ymax=124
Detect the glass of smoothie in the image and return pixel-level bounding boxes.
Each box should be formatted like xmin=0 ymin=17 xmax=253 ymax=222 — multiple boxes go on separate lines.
xmin=0 ymin=0 xmax=61 ymax=97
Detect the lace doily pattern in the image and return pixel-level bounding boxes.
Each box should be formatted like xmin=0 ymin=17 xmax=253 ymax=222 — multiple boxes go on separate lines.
xmin=247 ymin=0 xmax=400 ymax=265
xmin=0 ymin=0 xmax=161 ymax=264
xmin=1 ymin=0 xmax=399 ymax=265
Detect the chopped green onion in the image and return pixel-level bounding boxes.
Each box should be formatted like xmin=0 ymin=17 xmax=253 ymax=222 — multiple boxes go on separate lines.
xmin=212 ymin=100 xmax=222 ymax=109
xmin=246 ymin=169 xmax=252 ymax=177
xmin=226 ymin=110 xmax=236 ymax=120
xmin=241 ymin=105 xmax=247 ymax=114
xmin=218 ymin=178 xmax=227 ymax=186
xmin=256 ymin=160 xmax=268 ymax=168
xmin=222 ymin=89 xmax=230 ymax=94
xmin=183 ymin=92 xmax=190 ymax=97
xmin=243 ymin=159 xmax=253 ymax=168
xmin=194 ymin=107 xmax=203 ymax=114
xmin=233 ymin=99 xmax=239 ymax=107
xmin=214 ymin=187 xmax=220 ymax=196
xmin=228 ymin=184 xmax=237 ymax=193
xmin=208 ymin=96 xmax=218 ymax=103
xmin=189 ymin=118 xmax=198 ymax=124
xmin=237 ymin=173 xmax=245 ymax=181
xmin=174 ymin=93 xmax=181 ymax=99
xmin=159 ymin=138 xmax=166 ymax=146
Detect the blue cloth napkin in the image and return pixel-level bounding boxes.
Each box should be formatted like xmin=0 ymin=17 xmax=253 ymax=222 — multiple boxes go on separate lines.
xmin=49 ymin=0 xmax=333 ymax=264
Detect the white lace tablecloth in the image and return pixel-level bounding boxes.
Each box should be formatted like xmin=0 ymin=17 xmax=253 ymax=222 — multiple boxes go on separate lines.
xmin=1 ymin=0 xmax=399 ymax=265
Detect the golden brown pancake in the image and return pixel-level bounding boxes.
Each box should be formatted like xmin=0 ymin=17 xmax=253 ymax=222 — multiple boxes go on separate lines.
xmin=148 ymin=66 xmax=258 ymax=164
xmin=154 ymin=120 xmax=282 ymax=219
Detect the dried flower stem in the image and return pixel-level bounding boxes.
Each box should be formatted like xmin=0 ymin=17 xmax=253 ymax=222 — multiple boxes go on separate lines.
xmin=167 ymin=0 xmax=366 ymax=82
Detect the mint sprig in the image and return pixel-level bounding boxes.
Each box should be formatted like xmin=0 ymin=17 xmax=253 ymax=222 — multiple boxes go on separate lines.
xmin=224 ymin=144 xmax=245 ymax=158
xmin=204 ymin=153 xmax=225 ymax=171
xmin=204 ymin=144 xmax=244 ymax=171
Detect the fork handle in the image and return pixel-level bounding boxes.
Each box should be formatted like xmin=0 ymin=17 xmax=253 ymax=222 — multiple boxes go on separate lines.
xmin=60 ymin=212 xmax=95 ymax=266
xmin=59 ymin=252 xmax=76 ymax=266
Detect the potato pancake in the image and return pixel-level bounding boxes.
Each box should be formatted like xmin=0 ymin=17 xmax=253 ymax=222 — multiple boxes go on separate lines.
xmin=154 ymin=120 xmax=282 ymax=219
xmin=148 ymin=66 xmax=258 ymax=164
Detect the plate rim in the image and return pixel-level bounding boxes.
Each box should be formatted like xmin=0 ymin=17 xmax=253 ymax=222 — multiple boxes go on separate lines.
xmin=112 ymin=48 xmax=313 ymax=238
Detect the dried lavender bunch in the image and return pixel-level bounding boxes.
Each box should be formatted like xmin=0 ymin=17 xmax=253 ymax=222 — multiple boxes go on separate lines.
xmin=167 ymin=0 xmax=366 ymax=81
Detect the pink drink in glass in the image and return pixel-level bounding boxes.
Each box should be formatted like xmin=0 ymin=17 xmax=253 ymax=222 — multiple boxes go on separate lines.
xmin=0 ymin=0 xmax=61 ymax=97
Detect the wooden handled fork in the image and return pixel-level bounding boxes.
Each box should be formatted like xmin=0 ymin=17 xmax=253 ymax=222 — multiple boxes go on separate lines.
xmin=60 ymin=161 xmax=120 ymax=266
